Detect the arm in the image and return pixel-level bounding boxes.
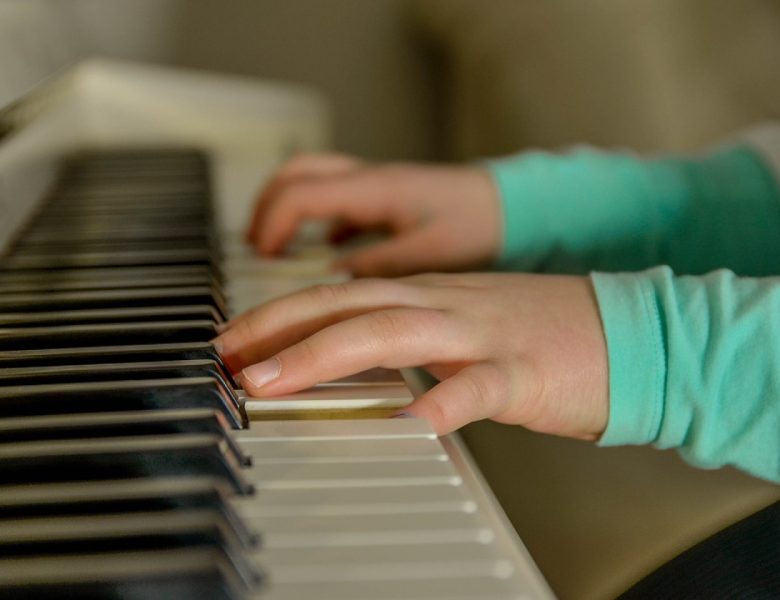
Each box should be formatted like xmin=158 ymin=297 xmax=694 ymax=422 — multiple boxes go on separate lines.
xmin=489 ymin=143 xmax=780 ymax=275
xmin=593 ymin=266 xmax=780 ymax=483
xmin=213 ymin=266 xmax=780 ymax=483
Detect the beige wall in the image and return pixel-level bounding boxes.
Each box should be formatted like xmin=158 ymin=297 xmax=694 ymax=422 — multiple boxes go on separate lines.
xmin=64 ymin=0 xmax=780 ymax=162
xmin=65 ymin=0 xmax=439 ymax=161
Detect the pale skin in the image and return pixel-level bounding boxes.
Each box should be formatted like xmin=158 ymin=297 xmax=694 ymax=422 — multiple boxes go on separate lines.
xmin=217 ymin=152 xmax=610 ymax=439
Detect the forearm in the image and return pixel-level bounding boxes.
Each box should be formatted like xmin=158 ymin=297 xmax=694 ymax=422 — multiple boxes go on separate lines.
xmin=592 ymin=266 xmax=780 ymax=483
xmin=488 ymin=144 xmax=780 ymax=275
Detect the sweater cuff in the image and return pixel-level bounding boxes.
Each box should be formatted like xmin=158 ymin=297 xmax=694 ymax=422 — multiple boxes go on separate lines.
xmin=486 ymin=151 xmax=563 ymax=270
xmin=591 ymin=270 xmax=668 ymax=446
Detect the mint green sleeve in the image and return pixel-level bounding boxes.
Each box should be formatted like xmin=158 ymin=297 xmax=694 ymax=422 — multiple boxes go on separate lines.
xmin=487 ymin=145 xmax=780 ymax=275
xmin=592 ymin=267 xmax=780 ymax=484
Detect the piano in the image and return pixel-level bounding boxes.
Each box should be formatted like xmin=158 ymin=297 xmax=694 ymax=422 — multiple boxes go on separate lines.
xmin=0 ymin=6 xmax=554 ymax=599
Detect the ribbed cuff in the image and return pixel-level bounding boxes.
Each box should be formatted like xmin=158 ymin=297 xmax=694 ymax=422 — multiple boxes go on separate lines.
xmin=591 ymin=270 xmax=668 ymax=446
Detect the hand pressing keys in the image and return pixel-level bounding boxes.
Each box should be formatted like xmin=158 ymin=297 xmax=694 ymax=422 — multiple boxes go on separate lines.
xmin=246 ymin=153 xmax=502 ymax=277
xmin=213 ymin=273 xmax=609 ymax=439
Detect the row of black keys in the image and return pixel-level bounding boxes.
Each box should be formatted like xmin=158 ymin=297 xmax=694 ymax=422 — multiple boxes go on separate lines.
xmin=0 ymin=151 xmax=261 ymax=599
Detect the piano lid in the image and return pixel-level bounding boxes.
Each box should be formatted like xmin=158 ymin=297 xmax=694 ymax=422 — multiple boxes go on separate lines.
xmin=0 ymin=0 xmax=329 ymax=258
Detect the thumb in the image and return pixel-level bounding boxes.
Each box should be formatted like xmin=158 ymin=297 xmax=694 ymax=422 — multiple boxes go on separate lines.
xmin=401 ymin=361 xmax=535 ymax=435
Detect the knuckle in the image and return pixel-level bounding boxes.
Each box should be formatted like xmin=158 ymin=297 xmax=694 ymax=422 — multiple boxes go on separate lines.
xmin=366 ymin=307 xmax=444 ymax=348
xmin=460 ymin=371 xmax=492 ymax=412
xmin=501 ymin=357 xmax=545 ymax=423
xmin=235 ymin=313 xmax=263 ymax=343
xmin=464 ymin=363 xmax=510 ymax=415
xmin=522 ymin=358 xmax=546 ymax=409
xmin=287 ymin=336 xmax=319 ymax=368
xmin=272 ymin=184 xmax=305 ymax=212
xmin=366 ymin=310 xmax=407 ymax=344
xmin=420 ymin=393 xmax=449 ymax=431
xmin=359 ymin=277 xmax=413 ymax=301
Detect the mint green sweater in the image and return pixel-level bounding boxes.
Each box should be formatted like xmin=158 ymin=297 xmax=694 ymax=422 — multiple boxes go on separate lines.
xmin=488 ymin=145 xmax=780 ymax=483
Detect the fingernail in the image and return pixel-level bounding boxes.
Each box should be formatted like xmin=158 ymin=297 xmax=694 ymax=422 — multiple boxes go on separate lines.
xmin=214 ymin=322 xmax=228 ymax=334
xmin=211 ymin=339 xmax=224 ymax=356
xmin=392 ymin=412 xmax=412 ymax=419
xmin=242 ymin=357 xmax=282 ymax=389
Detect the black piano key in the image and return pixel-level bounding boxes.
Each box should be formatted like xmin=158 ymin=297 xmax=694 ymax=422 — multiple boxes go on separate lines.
xmin=53 ymin=180 xmax=208 ymax=197
xmin=47 ymin=196 xmax=210 ymax=212
xmin=62 ymin=167 xmax=207 ymax=179
xmin=0 ymin=359 xmax=234 ymax=390
xmin=0 ymin=548 xmax=252 ymax=600
xmin=0 ymin=342 xmax=226 ymax=369
xmin=0 ymin=477 xmax=255 ymax=546
xmin=0 ymin=321 xmax=219 ymax=350
xmin=66 ymin=149 xmax=206 ymax=166
xmin=19 ymin=224 xmax=210 ymax=245
xmin=29 ymin=210 xmax=212 ymax=233
xmin=0 ymin=434 xmax=251 ymax=494
xmin=0 ymin=276 xmax=219 ymax=294
xmin=0 ymin=409 xmax=247 ymax=463
xmin=62 ymin=169 xmax=207 ymax=183
xmin=41 ymin=190 xmax=208 ymax=203
xmin=60 ymin=168 xmax=207 ymax=182
xmin=0 ymin=306 xmax=221 ymax=327
xmin=0 ymin=377 xmax=244 ymax=428
xmin=0 ymin=264 xmax=217 ymax=286
xmin=0 ymin=510 xmax=256 ymax=566
xmin=68 ymin=147 xmax=206 ymax=162
xmin=62 ymin=166 xmax=208 ymax=181
xmin=0 ymin=249 xmax=215 ymax=270
xmin=0 ymin=286 xmax=228 ymax=318
xmin=28 ymin=212 xmax=209 ymax=230
xmin=10 ymin=239 xmax=213 ymax=256
xmin=0 ymin=478 xmax=230 ymax=514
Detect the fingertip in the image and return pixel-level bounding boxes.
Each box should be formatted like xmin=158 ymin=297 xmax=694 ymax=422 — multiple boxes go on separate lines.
xmin=211 ymin=336 xmax=242 ymax=375
xmin=240 ymin=357 xmax=282 ymax=395
xmin=401 ymin=392 xmax=466 ymax=436
xmin=391 ymin=411 xmax=413 ymax=418
xmin=259 ymin=238 xmax=282 ymax=257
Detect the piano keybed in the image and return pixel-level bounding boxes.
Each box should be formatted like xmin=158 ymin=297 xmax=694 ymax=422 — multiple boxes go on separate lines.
xmin=0 ymin=150 xmax=545 ymax=599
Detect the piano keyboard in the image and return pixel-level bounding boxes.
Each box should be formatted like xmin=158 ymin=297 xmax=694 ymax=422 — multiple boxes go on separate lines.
xmin=0 ymin=149 xmax=550 ymax=599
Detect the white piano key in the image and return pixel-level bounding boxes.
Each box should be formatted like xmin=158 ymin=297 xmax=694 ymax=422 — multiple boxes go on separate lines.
xmin=266 ymin=557 xmax=514 ymax=584
xmin=227 ymin=278 xmax=346 ymax=313
xmin=236 ymin=417 xmax=436 ymax=441
xmin=256 ymin=542 xmax=507 ymax=572
xmin=232 ymin=485 xmax=476 ymax=518
xmin=241 ymin=384 xmax=413 ymax=413
xmin=243 ymin=460 xmax=462 ymax=490
xmin=237 ymin=437 xmax=447 ymax=463
xmin=324 ymin=366 xmax=406 ymax=385
xmin=244 ymin=512 xmax=495 ymax=548
xmin=261 ymin=576 xmax=529 ymax=600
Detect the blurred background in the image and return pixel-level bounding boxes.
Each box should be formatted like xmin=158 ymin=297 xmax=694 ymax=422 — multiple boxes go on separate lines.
xmin=58 ymin=0 xmax=780 ymax=161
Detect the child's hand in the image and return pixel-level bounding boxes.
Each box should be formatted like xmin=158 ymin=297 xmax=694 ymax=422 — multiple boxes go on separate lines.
xmin=214 ymin=273 xmax=609 ymax=439
xmin=247 ymin=153 xmax=502 ymax=277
